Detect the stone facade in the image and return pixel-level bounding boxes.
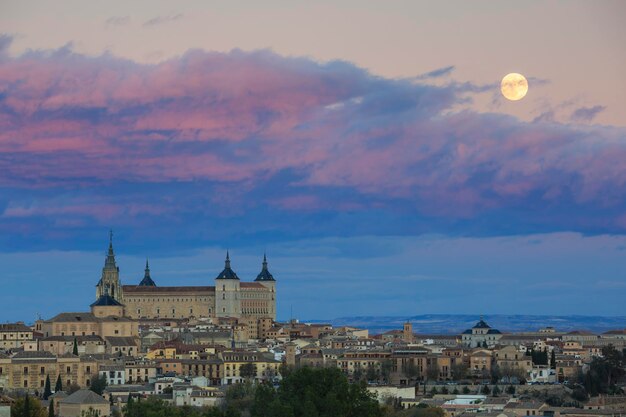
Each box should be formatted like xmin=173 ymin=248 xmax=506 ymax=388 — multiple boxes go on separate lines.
xmin=0 ymin=351 xmax=97 ymax=391
xmin=93 ymin=236 xmax=277 ymax=321
xmin=0 ymin=323 xmax=34 ymax=350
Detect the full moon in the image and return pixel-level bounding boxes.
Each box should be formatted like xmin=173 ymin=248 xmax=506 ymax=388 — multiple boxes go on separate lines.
xmin=501 ymin=73 xmax=528 ymax=101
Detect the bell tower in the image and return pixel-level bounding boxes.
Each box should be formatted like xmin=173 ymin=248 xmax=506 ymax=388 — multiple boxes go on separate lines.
xmin=96 ymin=230 xmax=123 ymax=302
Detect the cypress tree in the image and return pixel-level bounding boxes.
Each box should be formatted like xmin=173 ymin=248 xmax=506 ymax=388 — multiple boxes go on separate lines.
xmin=43 ymin=374 xmax=52 ymax=400
xmin=55 ymin=374 xmax=63 ymax=392
xmin=24 ymin=393 xmax=31 ymax=417
xmin=550 ymin=350 xmax=556 ymax=369
xmin=48 ymin=398 xmax=55 ymax=417
xmin=72 ymin=338 xmax=78 ymax=356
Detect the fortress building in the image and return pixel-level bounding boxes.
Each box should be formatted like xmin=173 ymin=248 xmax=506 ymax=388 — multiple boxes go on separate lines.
xmin=94 ymin=233 xmax=276 ymax=321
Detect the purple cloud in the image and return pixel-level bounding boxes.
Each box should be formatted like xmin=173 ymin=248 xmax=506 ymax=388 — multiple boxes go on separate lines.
xmin=1 ymin=36 xmax=626 ymax=246
xmin=571 ymin=105 xmax=606 ymax=122
xmin=143 ymin=14 xmax=184 ymax=27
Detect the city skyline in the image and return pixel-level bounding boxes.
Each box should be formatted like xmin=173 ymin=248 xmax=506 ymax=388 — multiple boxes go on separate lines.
xmin=1 ymin=1 xmax=626 ymax=322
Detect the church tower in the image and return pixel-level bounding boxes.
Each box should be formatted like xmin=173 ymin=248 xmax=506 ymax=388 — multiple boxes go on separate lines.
xmin=215 ymin=251 xmax=241 ymax=318
xmin=254 ymin=253 xmax=276 ymax=320
xmin=96 ymin=231 xmax=123 ymax=302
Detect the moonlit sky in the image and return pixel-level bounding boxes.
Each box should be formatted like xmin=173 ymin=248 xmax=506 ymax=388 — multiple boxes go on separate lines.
xmin=1 ymin=1 xmax=625 ymax=323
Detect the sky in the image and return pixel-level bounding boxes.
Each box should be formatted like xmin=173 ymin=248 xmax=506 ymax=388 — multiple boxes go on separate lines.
xmin=0 ymin=1 xmax=625 ymax=323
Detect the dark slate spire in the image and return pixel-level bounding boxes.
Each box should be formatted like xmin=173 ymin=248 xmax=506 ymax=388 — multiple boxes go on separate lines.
xmin=216 ymin=251 xmax=239 ymax=280
xmin=255 ymin=253 xmax=275 ymax=281
xmin=138 ymin=259 xmax=157 ymax=286
xmin=104 ymin=229 xmax=117 ymax=270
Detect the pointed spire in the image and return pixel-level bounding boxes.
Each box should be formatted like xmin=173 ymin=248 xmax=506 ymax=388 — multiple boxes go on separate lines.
xmin=255 ymin=252 xmax=275 ymax=281
xmin=104 ymin=230 xmax=117 ymax=269
xmin=139 ymin=258 xmax=156 ymax=286
xmin=216 ymin=250 xmax=239 ymax=280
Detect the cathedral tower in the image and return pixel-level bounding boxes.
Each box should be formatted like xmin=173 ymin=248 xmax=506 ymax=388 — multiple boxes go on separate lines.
xmin=96 ymin=231 xmax=123 ymax=302
xmin=254 ymin=253 xmax=276 ymax=320
xmin=215 ymin=251 xmax=241 ymax=318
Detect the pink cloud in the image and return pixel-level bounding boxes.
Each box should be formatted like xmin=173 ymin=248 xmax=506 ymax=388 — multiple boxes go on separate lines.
xmin=1 ymin=37 xmax=626 ymax=231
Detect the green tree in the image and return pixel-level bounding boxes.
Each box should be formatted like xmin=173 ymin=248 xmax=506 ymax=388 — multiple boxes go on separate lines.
xmin=239 ymin=363 xmax=257 ymax=380
xmin=366 ymin=364 xmax=379 ymax=383
xmin=491 ymin=385 xmax=501 ymax=397
xmin=89 ymin=374 xmax=108 ymax=395
xmin=49 ymin=398 xmax=55 ymax=417
xmin=11 ymin=394 xmax=46 ymax=417
xmin=81 ymin=408 xmax=101 ymax=417
xmin=402 ymin=361 xmax=419 ymax=385
xmin=43 ymin=374 xmax=52 ymax=400
xmin=481 ymin=385 xmax=491 ymax=395
xmin=550 ymin=350 xmax=556 ymax=369
xmin=67 ymin=383 xmax=81 ymax=395
xmin=54 ymin=374 xmax=63 ymax=392
xmin=583 ymin=345 xmax=625 ymax=395
xmin=73 ymin=338 xmax=79 ymax=356
xmin=429 ymin=387 xmax=438 ymax=396
xmin=380 ymin=360 xmax=393 ymax=384
xmin=462 ymin=386 xmax=470 ymax=394
xmin=254 ymin=367 xmax=383 ymax=417
xmin=506 ymin=385 xmax=516 ymax=395
xmin=451 ymin=362 xmax=468 ymax=381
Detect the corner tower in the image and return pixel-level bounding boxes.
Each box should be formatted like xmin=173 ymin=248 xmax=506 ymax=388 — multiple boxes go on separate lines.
xmin=96 ymin=231 xmax=123 ymax=302
xmin=254 ymin=254 xmax=276 ymax=320
xmin=215 ymin=251 xmax=241 ymax=318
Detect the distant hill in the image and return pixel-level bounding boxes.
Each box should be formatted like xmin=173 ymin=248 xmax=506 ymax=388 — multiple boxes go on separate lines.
xmin=305 ymin=314 xmax=626 ymax=335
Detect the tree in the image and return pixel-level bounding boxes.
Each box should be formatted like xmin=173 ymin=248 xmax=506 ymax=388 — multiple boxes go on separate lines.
xmin=429 ymin=387 xmax=438 ymax=396
xmin=366 ymin=364 xmax=379 ymax=383
xmin=462 ymin=386 xmax=470 ymax=395
xmin=89 ymin=374 xmax=108 ymax=395
xmin=49 ymin=398 xmax=55 ymax=417
xmin=550 ymin=350 xmax=556 ymax=370
xmin=55 ymin=374 xmax=63 ymax=392
xmin=491 ymin=385 xmax=501 ymax=397
xmin=11 ymin=394 xmax=46 ymax=417
xmin=73 ymin=338 xmax=79 ymax=356
xmin=43 ymin=374 xmax=52 ymax=400
xmin=440 ymin=386 xmax=449 ymax=395
xmin=380 ymin=359 xmax=393 ymax=384
xmin=451 ymin=363 xmax=468 ymax=381
xmin=81 ymin=407 xmax=102 ymax=417
xmin=402 ymin=361 xmax=419 ymax=385
xmin=67 ymin=383 xmax=81 ymax=395
xmin=583 ymin=345 xmax=625 ymax=395
xmin=506 ymin=385 xmax=516 ymax=395
xmin=253 ymin=367 xmax=383 ymax=417
xmin=452 ymin=387 xmax=459 ymax=395
xmin=481 ymin=385 xmax=491 ymax=395
xmin=239 ymin=363 xmax=257 ymax=380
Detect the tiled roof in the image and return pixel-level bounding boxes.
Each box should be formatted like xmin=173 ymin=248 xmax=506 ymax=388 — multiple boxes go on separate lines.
xmin=12 ymin=351 xmax=56 ymax=359
xmin=105 ymin=337 xmax=139 ymax=347
xmin=59 ymin=389 xmax=108 ymax=405
xmin=90 ymin=293 xmax=123 ymax=307
xmin=0 ymin=323 xmax=32 ymax=332
xmin=240 ymin=282 xmax=265 ymax=288
xmin=123 ymin=285 xmax=214 ymax=293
